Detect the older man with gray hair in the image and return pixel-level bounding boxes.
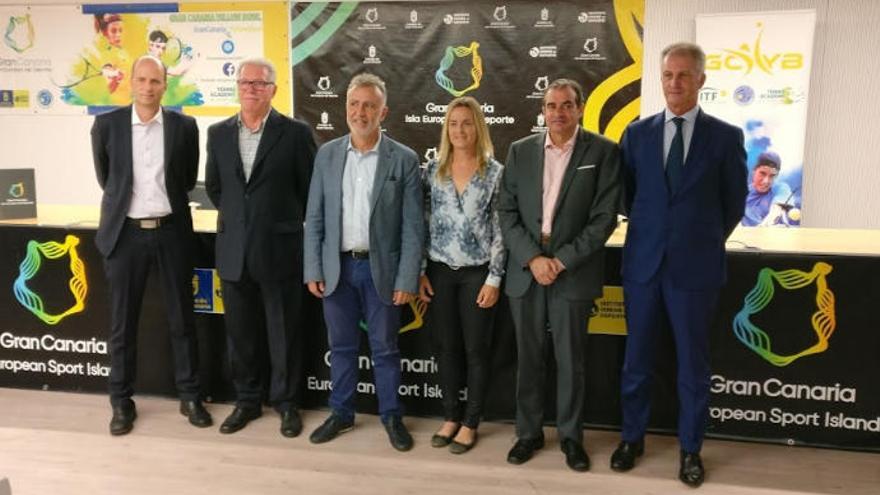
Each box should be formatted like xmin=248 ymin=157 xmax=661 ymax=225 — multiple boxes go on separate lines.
xmin=304 ymin=73 xmax=423 ymax=451
xmin=205 ymin=57 xmax=317 ymax=437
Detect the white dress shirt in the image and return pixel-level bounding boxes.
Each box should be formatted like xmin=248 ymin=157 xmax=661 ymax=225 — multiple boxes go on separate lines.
xmin=341 ymin=134 xmax=381 ymax=252
xmin=663 ymin=105 xmax=700 ymax=168
xmin=128 ymin=108 xmax=172 ymax=218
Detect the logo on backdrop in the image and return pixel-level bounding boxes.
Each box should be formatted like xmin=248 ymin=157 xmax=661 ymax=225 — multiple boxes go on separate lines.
xmin=705 ymin=22 xmax=805 ymax=74
xmin=8 ymin=182 xmax=24 ymax=198
xmin=3 ymin=13 xmax=35 ymax=53
xmin=733 ymin=262 xmax=836 ymax=367
xmin=434 ymin=41 xmax=483 ymax=97
xmin=13 ymin=235 xmax=88 ymax=325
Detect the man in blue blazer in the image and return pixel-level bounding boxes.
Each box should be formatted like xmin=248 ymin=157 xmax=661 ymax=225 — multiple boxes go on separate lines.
xmin=91 ymin=55 xmax=210 ymax=435
xmin=205 ymin=58 xmax=316 ymax=438
xmin=611 ymin=43 xmax=747 ymax=487
xmin=304 ymin=73 xmax=423 ymax=451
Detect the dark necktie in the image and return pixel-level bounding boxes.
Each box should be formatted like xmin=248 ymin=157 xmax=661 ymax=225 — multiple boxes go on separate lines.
xmin=666 ymin=117 xmax=684 ymax=194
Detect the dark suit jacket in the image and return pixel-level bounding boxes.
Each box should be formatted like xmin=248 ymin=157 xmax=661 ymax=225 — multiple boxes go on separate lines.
xmin=498 ymin=128 xmax=621 ymax=301
xmin=620 ymin=109 xmax=747 ymax=290
xmin=91 ymin=106 xmax=199 ymax=257
xmin=205 ymin=109 xmax=316 ymax=282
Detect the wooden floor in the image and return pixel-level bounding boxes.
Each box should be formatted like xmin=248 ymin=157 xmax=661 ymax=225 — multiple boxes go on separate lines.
xmin=0 ymin=388 xmax=876 ymax=495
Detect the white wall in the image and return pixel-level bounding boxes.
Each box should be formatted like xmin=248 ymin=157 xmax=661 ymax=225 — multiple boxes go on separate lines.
xmin=2 ymin=0 xmax=879 ymax=228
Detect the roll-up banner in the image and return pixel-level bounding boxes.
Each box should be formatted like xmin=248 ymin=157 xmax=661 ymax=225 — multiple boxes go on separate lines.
xmin=696 ymin=10 xmax=816 ymax=228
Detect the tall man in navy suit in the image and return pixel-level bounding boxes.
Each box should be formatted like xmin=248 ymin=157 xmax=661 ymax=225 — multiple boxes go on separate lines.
xmin=205 ymin=58 xmax=316 ymax=438
xmin=91 ymin=55 xmax=211 ymax=436
xmin=304 ymin=73 xmax=423 ymax=451
xmin=611 ymin=43 xmax=747 ymax=487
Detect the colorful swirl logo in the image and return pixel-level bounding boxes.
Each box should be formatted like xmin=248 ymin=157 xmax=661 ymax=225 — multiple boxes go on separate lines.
xmin=3 ymin=13 xmax=35 ymax=54
xmin=13 ymin=235 xmax=88 ymax=325
xmin=733 ymin=262 xmax=836 ymax=367
xmin=434 ymin=41 xmax=483 ymax=97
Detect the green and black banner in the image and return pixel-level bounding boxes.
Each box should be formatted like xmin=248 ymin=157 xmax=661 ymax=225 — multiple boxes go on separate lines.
xmin=290 ymin=0 xmax=645 ymax=161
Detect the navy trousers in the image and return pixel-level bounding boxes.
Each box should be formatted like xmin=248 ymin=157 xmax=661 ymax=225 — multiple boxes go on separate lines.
xmin=322 ymin=256 xmax=402 ymax=421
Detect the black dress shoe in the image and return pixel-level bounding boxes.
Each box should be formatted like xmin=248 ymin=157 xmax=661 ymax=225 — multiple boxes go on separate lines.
xmin=561 ymin=439 xmax=590 ymax=472
xmin=280 ymin=408 xmax=303 ymax=438
xmin=309 ymin=414 xmax=354 ymax=444
xmin=219 ymin=405 xmax=261 ymax=434
xmin=506 ymin=436 xmax=545 ymax=465
xmin=610 ymin=440 xmax=644 ymax=472
xmin=382 ymin=416 xmax=414 ymax=452
xmin=109 ymin=401 xmax=137 ymax=436
xmin=679 ymin=451 xmax=705 ymax=487
xmin=180 ymin=400 xmax=212 ymax=428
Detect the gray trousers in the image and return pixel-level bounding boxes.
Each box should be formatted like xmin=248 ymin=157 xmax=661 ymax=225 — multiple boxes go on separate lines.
xmin=509 ymin=282 xmax=591 ymax=444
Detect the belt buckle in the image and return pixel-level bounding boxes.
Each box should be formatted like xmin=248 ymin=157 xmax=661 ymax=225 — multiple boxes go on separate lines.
xmin=140 ymin=218 xmax=159 ymax=229
xmin=448 ymin=264 xmax=461 ymax=271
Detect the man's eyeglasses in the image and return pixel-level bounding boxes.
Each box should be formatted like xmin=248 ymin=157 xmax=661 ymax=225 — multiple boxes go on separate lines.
xmin=237 ymin=79 xmax=275 ymax=90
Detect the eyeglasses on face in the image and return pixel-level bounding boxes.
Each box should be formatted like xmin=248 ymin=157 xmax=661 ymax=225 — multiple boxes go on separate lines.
xmin=237 ymin=79 xmax=275 ymax=90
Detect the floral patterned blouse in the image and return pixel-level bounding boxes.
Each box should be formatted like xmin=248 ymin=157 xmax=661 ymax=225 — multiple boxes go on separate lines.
xmin=422 ymin=158 xmax=506 ymax=287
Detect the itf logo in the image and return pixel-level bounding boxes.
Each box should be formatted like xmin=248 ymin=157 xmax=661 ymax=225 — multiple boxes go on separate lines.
xmin=4 ymin=13 xmax=35 ymax=53
xmin=733 ymin=262 xmax=836 ymax=367
xmin=434 ymin=41 xmax=483 ymax=97
xmin=13 ymin=235 xmax=88 ymax=325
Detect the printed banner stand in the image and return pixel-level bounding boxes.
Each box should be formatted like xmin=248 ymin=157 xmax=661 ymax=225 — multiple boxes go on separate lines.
xmin=0 ymin=168 xmax=37 ymax=220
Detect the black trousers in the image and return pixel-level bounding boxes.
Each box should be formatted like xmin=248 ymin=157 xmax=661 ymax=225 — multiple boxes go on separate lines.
xmin=426 ymin=261 xmax=495 ymax=428
xmin=221 ymin=266 xmax=303 ymax=412
xmin=104 ymin=221 xmax=200 ymax=406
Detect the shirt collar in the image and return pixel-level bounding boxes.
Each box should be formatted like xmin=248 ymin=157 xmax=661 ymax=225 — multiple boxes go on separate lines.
xmin=346 ymin=133 xmax=383 ymax=154
xmin=237 ymin=108 xmax=272 ymax=132
xmin=665 ymin=105 xmax=700 ymax=124
xmin=544 ymin=129 xmax=578 ymax=151
xmin=131 ymin=107 xmax=163 ymax=126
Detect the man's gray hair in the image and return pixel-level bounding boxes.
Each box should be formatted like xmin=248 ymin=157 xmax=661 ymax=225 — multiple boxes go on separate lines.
xmin=237 ymin=57 xmax=277 ymax=83
xmin=544 ymin=78 xmax=584 ymax=107
xmin=347 ymin=73 xmax=387 ymax=104
xmin=661 ymin=42 xmax=706 ymax=74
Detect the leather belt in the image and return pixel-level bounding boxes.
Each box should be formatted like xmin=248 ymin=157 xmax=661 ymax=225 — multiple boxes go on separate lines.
xmin=127 ymin=215 xmax=172 ymax=229
xmin=342 ymin=250 xmax=369 ymax=260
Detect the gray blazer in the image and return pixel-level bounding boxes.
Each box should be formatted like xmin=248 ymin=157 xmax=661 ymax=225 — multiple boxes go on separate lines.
xmin=498 ymin=128 xmax=621 ymax=301
xmin=303 ymin=134 xmax=424 ymax=304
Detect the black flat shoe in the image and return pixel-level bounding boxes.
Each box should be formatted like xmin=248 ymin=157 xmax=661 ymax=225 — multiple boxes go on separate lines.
xmin=610 ymin=439 xmax=644 ymax=472
xmin=431 ymin=423 xmax=459 ymax=448
xmin=679 ymin=451 xmax=705 ymax=487
xmin=382 ymin=416 xmax=413 ymax=452
xmin=561 ymin=439 xmax=590 ymax=472
xmin=506 ymin=436 xmax=544 ymax=465
xmin=109 ymin=401 xmax=136 ymax=436
xmin=309 ymin=414 xmax=354 ymax=444
xmin=219 ymin=405 xmax=261 ymax=434
xmin=180 ymin=400 xmax=212 ymax=428
xmin=280 ymin=408 xmax=303 ymax=438
xmin=449 ymin=430 xmax=478 ymax=454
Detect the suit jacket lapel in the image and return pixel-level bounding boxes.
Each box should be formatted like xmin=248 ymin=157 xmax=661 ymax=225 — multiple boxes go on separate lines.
xmin=370 ymin=135 xmax=392 ymax=215
xmin=248 ymin=110 xmax=283 ymax=184
xmin=526 ymin=132 xmax=546 ymax=223
xmin=647 ymin=112 xmax=669 ymax=198
xmin=162 ymin=108 xmax=178 ymax=190
xmin=552 ymin=128 xmax=588 ymax=218
xmin=120 ymin=106 xmax=134 ymax=186
xmin=223 ymin=116 xmax=246 ymax=184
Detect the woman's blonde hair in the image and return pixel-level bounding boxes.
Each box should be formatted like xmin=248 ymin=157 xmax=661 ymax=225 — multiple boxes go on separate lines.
xmin=436 ymin=96 xmax=494 ymax=180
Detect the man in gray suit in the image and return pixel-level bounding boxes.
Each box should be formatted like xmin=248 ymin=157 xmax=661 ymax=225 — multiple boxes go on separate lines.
xmin=499 ymin=79 xmax=621 ymax=471
xmin=304 ymin=73 xmax=423 ymax=451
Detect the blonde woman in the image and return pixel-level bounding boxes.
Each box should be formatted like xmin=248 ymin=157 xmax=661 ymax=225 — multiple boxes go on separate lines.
xmin=419 ymin=96 xmax=505 ymax=454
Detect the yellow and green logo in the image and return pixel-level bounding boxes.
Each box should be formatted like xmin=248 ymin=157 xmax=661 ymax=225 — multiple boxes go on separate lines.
xmin=9 ymin=182 xmax=24 ymax=198
xmin=705 ymin=22 xmax=804 ymax=75
xmin=13 ymin=235 xmax=88 ymax=324
xmin=434 ymin=41 xmax=483 ymax=97
xmin=733 ymin=262 xmax=835 ymax=366
xmin=3 ymin=13 xmax=35 ymax=54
